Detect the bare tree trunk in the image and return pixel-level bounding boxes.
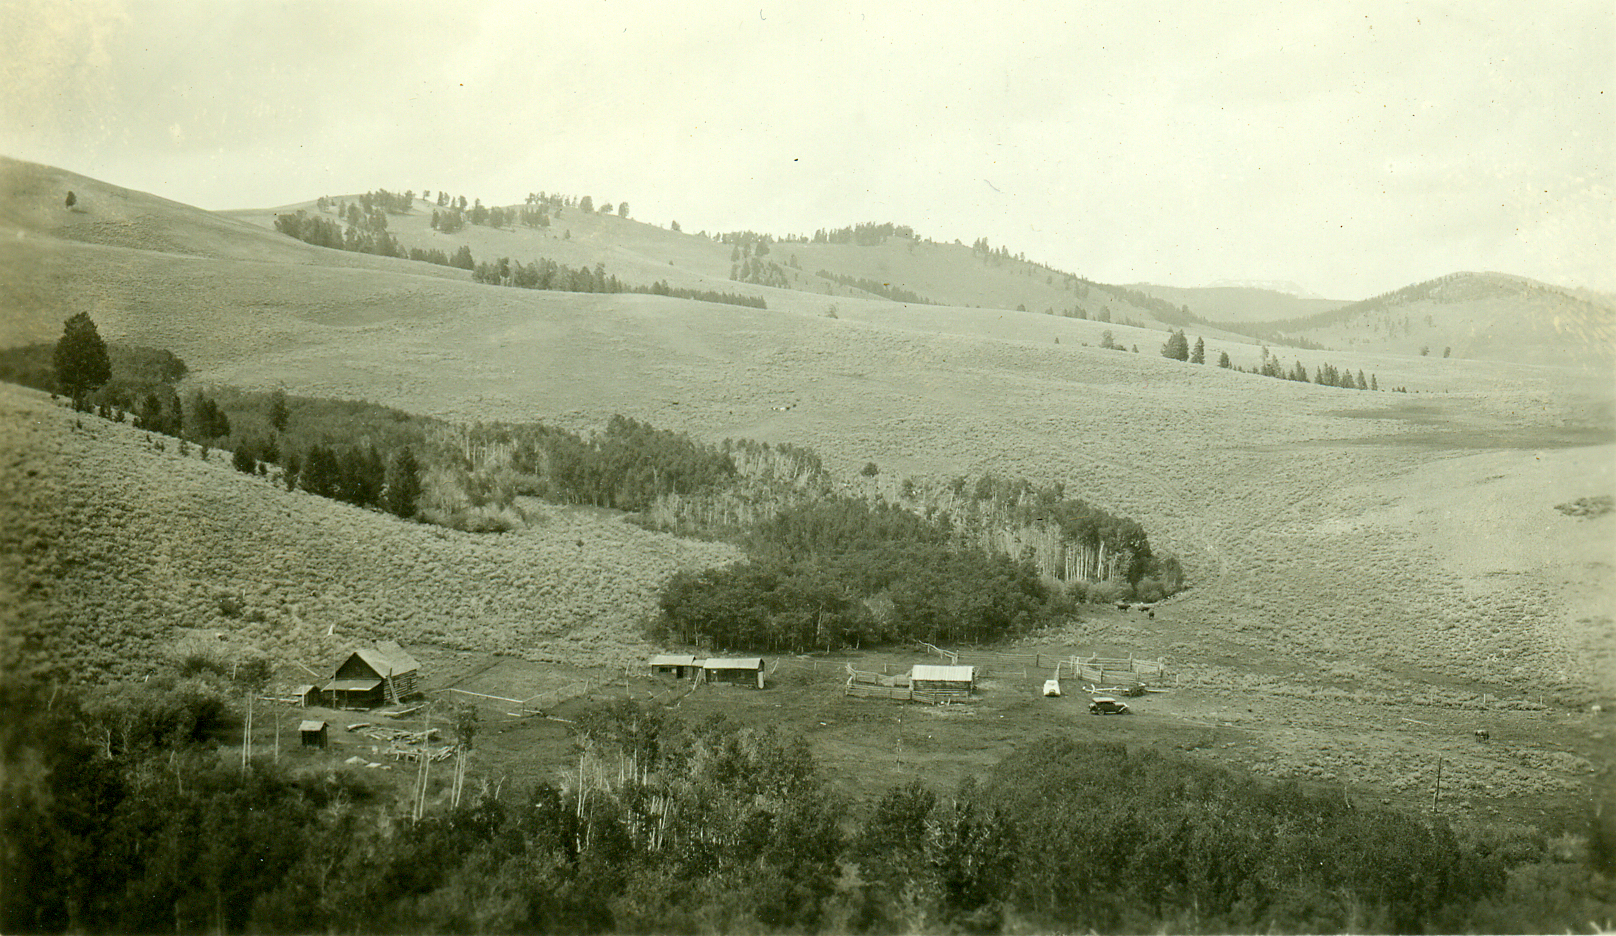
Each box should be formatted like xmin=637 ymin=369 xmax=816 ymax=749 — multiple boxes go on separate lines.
xmin=241 ymin=694 xmax=253 ymax=776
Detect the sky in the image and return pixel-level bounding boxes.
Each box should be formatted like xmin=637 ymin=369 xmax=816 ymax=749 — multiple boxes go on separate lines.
xmin=3 ymin=0 xmax=1612 ymax=299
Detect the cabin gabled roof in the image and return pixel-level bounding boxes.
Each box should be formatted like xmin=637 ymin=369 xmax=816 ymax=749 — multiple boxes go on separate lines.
xmin=340 ymin=642 xmax=420 ymax=679
xmin=649 ymin=654 xmax=699 ymax=667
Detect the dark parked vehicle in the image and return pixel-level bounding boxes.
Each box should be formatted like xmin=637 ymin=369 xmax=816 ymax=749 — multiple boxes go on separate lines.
xmin=1089 ymin=695 xmax=1131 ymax=715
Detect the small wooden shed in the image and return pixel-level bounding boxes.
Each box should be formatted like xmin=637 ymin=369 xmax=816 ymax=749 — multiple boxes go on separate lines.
xmin=702 ymin=657 xmax=766 ymax=689
xmin=293 ymin=685 xmax=318 ymax=707
xmin=910 ymin=664 xmax=975 ymax=697
xmin=649 ymin=653 xmax=700 ymax=679
xmin=299 ymin=720 xmax=329 ymax=749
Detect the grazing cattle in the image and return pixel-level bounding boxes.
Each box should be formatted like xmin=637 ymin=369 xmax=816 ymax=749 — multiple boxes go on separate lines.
xmin=1474 ymin=729 xmax=1490 ymax=740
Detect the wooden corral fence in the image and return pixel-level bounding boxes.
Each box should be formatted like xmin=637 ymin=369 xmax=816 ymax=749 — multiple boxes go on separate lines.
xmin=523 ymin=679 xmax=600 ymax=713
xmin=844 ymin=663 xmax=974 ymax=705
xmin=644 ymin=683 xmax=696 ymax=705
xmin=971 ymin=663 xmax=1028 ymax=679
xmin=441 ymin=675 xmax=609 ymax=716
xmin=914 ymin=646 xmax=1169 ymax=682
xmin=839 ymin=647 xmax=1173 ymax=706
xmin=937 ymin=650 xmax=1169 ymax=686
xmin=845 ymin=684 xmax=916 ymax=702
xmin=845 ymin=663 xmax=906 ymax=687
xmin=1069 ymin=655 xmax=1171 ymax=688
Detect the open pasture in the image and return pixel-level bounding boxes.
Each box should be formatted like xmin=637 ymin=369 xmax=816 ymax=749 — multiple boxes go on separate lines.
xmin=238 ymin=638 xmax=1611 ymax=829
xmin=150 ymin=283 xmax=1610 ymax=710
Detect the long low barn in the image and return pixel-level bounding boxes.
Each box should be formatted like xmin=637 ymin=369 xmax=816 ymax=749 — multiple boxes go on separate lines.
xmin=702 ymin=657 xmax=767 ymax=689
xmin=909 ymin=664 xmax=975 ymax=693
xmin=649 ymin=654 xmax=700 ymax=679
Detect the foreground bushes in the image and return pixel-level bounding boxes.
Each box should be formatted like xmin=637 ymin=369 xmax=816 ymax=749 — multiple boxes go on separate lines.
xmin=4 ymin=681 xmax=1611 ymax=934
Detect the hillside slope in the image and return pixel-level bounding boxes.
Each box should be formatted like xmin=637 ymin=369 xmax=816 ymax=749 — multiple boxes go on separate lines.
xmin=0 ymin=383 xmax=741 ymax=682
xmin=226 ymin=195 xmax=1243 ymax=335
xmin=0 ymin=156 xmax=467 ymax=275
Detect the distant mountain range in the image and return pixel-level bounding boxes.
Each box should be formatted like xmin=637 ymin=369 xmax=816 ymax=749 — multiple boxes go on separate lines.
xmin=1205 ymin=279 xmax=1330 ymax=300
xmin=1126 ymin=283 xmax=1348 ymax=325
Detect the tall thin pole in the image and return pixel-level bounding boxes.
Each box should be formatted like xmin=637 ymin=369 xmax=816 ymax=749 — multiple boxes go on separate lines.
xmin=241 ymin=694 xmax=254 ymax=776
xmin=1432 ymin=756 xmax=1443 ymax=811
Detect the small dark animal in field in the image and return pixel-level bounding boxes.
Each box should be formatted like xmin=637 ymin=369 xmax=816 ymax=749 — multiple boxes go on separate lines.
xmin=1474 ymin=729 xmax=1490 ymax=741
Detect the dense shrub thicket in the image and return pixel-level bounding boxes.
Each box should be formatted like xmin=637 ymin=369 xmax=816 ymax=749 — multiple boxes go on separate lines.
xmin=0 ymin=341 xmax=187 ymax=410
xmin=815 ymin=269 xmax=933 ymax=304
xmin=450 ymin=414 xmax=741 ymax=513
xmin=473 ymin=258 xmax=767 ymax=308
xmin=6 ymin=682 xmax=1610 ymax=935
xmin=657 ymin=545 xmax=1053 ymax=651
xmin=636 ymin=279 xmax=768 ymax=309
xmin=655 ymin=489 xmax=1182 ymax=651
xmin=810 ymin=221 xmax=917 ymax=245
xmin=984 ymin=739 xmax=1524 ymax=933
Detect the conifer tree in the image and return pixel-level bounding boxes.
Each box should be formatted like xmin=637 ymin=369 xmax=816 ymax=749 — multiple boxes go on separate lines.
xmin=188 ymin=394 xmax=230 ymax=441
xmin=1161 ymin=330 xmax=1189 ymax=361
xmin=1190 ymin=337 xmax=1205 ymax=364
xmin=1218 ymin=350 xmax=1232 ymax=368
xmin=53 ymin=312 xmax=112 ymax=405
xmin=268 ymin=389 xmax=289 ymax=433
xmin=386 ymin=447 xmax=422 ymax=519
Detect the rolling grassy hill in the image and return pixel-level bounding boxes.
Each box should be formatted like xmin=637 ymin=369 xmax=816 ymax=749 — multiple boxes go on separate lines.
xmin=1131 ymin=274 xmax=1616 ymax=369
xmin=1 ymin=156 xmax=1612 ymax=710
xmin=1128 ymin=282 xmax=1349 ymax=324
xmin=225 ymin=192 xmax=1251 ymax=335
xmin=1244 ymin=272 xmax=1616 ymax=368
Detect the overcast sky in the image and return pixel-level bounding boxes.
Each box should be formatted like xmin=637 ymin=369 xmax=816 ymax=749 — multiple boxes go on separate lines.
xmin=4 ymin=0 xmax=1611 ymax=299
